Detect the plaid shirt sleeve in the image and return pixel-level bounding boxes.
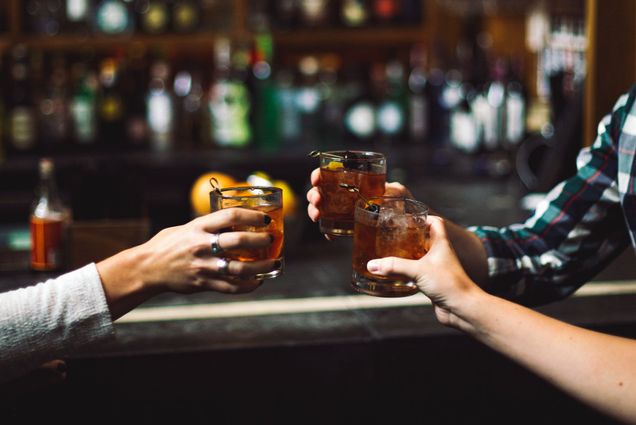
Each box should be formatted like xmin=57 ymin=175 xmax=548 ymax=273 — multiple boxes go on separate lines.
xmin=470 ymin=87 xmax=636 ymax=306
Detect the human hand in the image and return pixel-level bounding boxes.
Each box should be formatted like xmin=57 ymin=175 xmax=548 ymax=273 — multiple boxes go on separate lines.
xmin=366 ymin=216 xmax=485 ymax=330
xmin=136 ymin=209 xmax=276 ymax=294
xmin=306 ymin=167 xmax=414 ymax=239
xmin=98 ymin=209 xmax=277 ymax=319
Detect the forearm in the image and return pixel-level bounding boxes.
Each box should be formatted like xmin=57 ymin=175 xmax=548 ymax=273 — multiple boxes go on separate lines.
xmin=96 ymin=244 xmax=159 ymax=320
xmin=462 ymin=292 xmax=636 ymax=424
xmin=0 ymin=265 xmax=113 ymax=383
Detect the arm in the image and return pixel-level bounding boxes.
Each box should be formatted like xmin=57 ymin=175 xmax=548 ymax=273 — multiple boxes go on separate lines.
xmin=0 ymin=209 xmax=275 ymax=382
xmin=307 ymin=89 xmax=634 ymax=306
xmin=470 ymin=90 xmax=634 ymax=305
xmin=369 ymin=216 xmax=636 ymax=424
xmin=0 ymin=264 xmax=113 ymax=383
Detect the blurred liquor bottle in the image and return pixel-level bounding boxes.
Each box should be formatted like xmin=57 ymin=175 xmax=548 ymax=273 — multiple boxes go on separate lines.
xmin=30 ymin=158 xmax=72 ymax=272
xmin=482 ymin=59 xmax=507 ymax=151
xmin=94 ymin=0 xmax=133 ymax=35
xmin=319 ymin=54 xmax=344 ymax=149
xmin=505 ymin=59 xmax=526 ymax=148
xmin=70 ymin=62 xmax=98 ymax=146
xmin=173 ymin=64 xmax=204 ymax=149
xmin=139 ymin=0 xmax=170 ymax=35
xmin=64 ymin=0 xmax=91 ymax=34
xmin=7 ymin=45 xmax=37 ymax=154
xmin=408 ymin=43 xmax=429 ymax=144
xmin=276 ymin=68 xmax=301 ymax=147
xmin=172 ymin=0 xmax=200 ymax=33
xmin=97 ymin=57 xmax=126 ymax=148
xmin=376 ymin=60 xmax=407 ymax=143
xmin=372 ymin=0 xmax=400 ymax=26
xmin=125 ymin=49 xmax=150 ymax=148
xmin=341 ymin=0 xmax=370 ymax=27
xmin=449 ymin=85 xmax=479 ymax=154
xmin=208 ymin=38 xmax=251 ymax=148
xmin=39 ymin=55 xmax=70 ymax=152
xmin=146 ymin=58 xmax=175 ymax=152
xmin=296 ymin=56 xmax=322 ymax=148
xmin=343 ymin=64 xmax=375 ymax=143
xmin=298 ymin=0 xmax=333 ymax=28
xmin=251 ymin=17 xmax=280 ymax=152
xmin=25 ymin=0 xmax=63 ymax=36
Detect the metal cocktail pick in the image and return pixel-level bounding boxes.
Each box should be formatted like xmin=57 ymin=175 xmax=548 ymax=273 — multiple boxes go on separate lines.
xmin=339 ymin=183 xmax=380 ymax=212
xmin=209 ymin=177 xmax=223 ymax=195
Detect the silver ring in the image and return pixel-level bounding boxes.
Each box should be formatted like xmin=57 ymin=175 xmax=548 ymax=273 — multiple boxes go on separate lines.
xmin=216 ymin=258 xmax=230 ymax=276
xmin=210 ymin=233 xmax=223 ymax=255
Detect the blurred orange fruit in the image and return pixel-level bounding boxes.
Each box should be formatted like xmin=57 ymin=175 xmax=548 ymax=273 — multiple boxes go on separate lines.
xmin=190 ymin=171 xmax=236 ymax=216
xmin=273 ymin=179 xmax=298 ymax=217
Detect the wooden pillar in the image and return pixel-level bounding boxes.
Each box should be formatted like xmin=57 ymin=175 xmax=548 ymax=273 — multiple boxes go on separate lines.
xmin=584 ymin=0 xmax=636 ymax=146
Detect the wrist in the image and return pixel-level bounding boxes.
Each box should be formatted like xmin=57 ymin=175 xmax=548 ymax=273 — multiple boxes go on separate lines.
xmin=96 ymin=244 xmax=159 ymax=319
xmin=446 ymin=274 xmax=492 ymax=334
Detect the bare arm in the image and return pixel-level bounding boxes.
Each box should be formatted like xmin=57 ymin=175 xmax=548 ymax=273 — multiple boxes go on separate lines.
xmin=468 ymin=292 xmax=636 ymax=424
xmin=368 ymin=216 xmax=636 ymax=424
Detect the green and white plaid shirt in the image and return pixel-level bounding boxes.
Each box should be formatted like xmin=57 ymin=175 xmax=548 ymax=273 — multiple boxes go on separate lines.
xmin=472 ymin=85 xmax=636 ymax=306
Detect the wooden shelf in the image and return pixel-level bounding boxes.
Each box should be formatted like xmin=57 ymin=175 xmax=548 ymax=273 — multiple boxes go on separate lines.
xmin=274 ymin=27 xmax=426 ymax=47
xmin=16 ymin=33 xmax=227 ymax=52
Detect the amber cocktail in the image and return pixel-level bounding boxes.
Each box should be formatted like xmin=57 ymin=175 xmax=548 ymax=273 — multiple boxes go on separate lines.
xmin=316 ymin=151 xmax=386 ymax=236
xmin=210 ymin=186 xmax=284 ymax=279
xmin=352 ymin=196 xmax=428 ymax=297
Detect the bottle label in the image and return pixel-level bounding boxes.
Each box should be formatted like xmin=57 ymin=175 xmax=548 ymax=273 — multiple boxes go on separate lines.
xmin=30 ymin=216 xmax=64 ymax=271
xmin=96 ymin=1 xmax=130 ymax=34
xmin=11 ymin=108 xmax=36 ymax=150
xmin=174 ymin=2 xmax=198 ymax=32
xmin=71 ymin=98 xmax=96 ymax=143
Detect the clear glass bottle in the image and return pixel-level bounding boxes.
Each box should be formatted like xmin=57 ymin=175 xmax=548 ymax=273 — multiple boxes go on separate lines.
xmin=146 ymin=59 xmax=175 ymax=152
xmin=30 ymin=158 xmax=71 ymax=271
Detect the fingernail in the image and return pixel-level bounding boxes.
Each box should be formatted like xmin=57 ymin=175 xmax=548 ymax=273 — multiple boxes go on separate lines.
xmin=367 ymin=260 xmax=380 ymax=273
xmin=264 ymin=215 xmax=272 ymax=225
xmin=57 ymin=362 xmax=67 ymax=373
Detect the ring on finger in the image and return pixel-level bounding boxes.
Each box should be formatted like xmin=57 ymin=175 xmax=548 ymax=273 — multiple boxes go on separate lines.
xmin=216 ymin=258 xmax=230 ymax=276
xmin=210 ymin=233 xmax=223 ymax=255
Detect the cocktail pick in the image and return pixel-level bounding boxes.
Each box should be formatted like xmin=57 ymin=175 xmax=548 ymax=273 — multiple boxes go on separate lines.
xmin=339 ymin=183 xmax=380 ymax=212
xmin=209 ymin=177 xmax=223 ymax=195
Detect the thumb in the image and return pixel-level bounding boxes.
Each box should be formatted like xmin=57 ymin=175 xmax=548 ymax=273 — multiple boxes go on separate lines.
xmin=367 ymin=256 xmax=420 ymax=280
xmin=426 ymin=216 xmax=451 ymax=251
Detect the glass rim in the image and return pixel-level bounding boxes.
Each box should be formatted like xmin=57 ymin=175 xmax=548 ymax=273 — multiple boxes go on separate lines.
xmin=210 ymin=186 xmax=282 ymax=200
xmin=320 ymin=150 xmax=386 ymax=162
xmin=355 ymin=196 xmax=429 ymax=216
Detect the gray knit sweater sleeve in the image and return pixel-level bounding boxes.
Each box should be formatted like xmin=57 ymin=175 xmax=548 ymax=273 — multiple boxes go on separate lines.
xmin=0 ymin=263 xmax=115 ymax=383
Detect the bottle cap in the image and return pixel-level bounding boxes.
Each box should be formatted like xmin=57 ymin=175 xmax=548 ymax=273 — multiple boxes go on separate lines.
xmin=39 ymin=158 xmax=54 ymax=175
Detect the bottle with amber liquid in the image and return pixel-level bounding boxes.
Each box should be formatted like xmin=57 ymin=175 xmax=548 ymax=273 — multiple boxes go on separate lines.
xmin=30 ymin=158 xmax=71 ymax=272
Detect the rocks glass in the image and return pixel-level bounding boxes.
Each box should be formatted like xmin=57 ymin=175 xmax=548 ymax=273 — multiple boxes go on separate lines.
xmin=210 ymin=186 xmax=284 ymax=279
xmin=316 ymin=150 xmax=386 ymax=236
xmin=352 ymin=196 xmax=428 ymax=297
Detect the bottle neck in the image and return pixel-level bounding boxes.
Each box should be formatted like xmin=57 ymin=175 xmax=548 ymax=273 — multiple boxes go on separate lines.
xmin=33 ymin=169 xmax=64 ymax=218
